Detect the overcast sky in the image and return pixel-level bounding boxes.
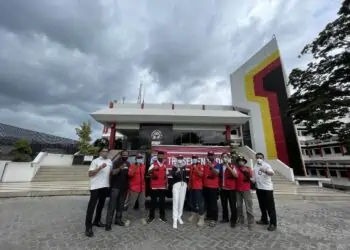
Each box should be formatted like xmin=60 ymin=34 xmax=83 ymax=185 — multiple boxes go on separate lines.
xmin=0 ymin=0 xmax=342 ymax=140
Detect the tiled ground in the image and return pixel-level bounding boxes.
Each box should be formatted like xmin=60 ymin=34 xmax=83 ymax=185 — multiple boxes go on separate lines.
xmin=0 ymin=196 xmax=349 ymax=250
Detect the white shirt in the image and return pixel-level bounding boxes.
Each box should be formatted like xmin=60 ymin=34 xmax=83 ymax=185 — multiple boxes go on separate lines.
xmin=88 ymin=157 xmax=112 ymax=190
xmin=253 ymin=161 xmax=274 ymax=191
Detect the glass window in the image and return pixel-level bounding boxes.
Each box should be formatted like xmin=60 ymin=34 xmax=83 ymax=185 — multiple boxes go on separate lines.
xmin=340 ymin=171 xmax=348 ymax=178
xmin=314 ymin=149 xmax=321 ymax=155
xmin=330 ymin=170 xmax=337 ymax=177
xmin=318 ymin=169 xmax=326 ymax=176
xmin=310 ymin=169 xmax=317 ymax=175
xmin=333 ymin=146 xmax=342 ymax=154
xmin=323 ymin=148 xmax=332 ymax=155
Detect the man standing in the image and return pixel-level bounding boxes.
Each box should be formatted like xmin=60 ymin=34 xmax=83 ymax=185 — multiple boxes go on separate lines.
xmin=105 ymin=150 xmax=130 ymax=231
xmin=147 ymin=151 xmax=168 ymax=223
xmin=203 ymin=151 xmax=220 ymax=227
xmin=125 ymin=152 xmax=147 ymax=225
xmin=85 ymin=147 xmax=112 ymax=237
xmin=188 ymin=155 xmax=205 ymax=227
xmin=236 ymin=155 xmax=254 ymax=230
xmin=253 ymin=152 xmax=277 ymax=231
xmin=219 ymin=152 xmax=238 ymax=228
xmin=171 ymin=155 xmax=188 ymax=229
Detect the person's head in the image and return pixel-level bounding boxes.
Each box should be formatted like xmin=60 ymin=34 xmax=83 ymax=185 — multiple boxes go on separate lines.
xmin=221 ymin=152 xmax=229 ymax=163
xmin=100 ymin=147 xmax=109 ymax=159
xmin=256 ymin=152 xmax=264 ymax=164
xmin=236 ymin=155 xmax=247 ymax=166
xmin=136 ymin=152 xmax=143 ymax=164
xmin=157 ymin=151 xmax=165 ymax=162
xmin=121 ymin=150 xmax=129 ymax=161
xmin=176 ymin=155 xmax=184 ymax=166
xmin=207 ymin=151 xmax=215 ymax=162
xmin=192 ymin=155 xmax=198 ymax=164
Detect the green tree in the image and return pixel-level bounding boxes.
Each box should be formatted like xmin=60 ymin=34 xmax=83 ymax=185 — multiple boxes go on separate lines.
xmin=288 ymin=0 xmax=350 ymax=149
xmin=11 ymin=139 xmax=32 ymax=162
xmin=75 ymin=121 xmax=98 ymax=155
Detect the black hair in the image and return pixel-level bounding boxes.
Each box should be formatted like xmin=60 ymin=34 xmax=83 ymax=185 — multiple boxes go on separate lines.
xmin=100 ymin=147 xmax=109 ymax=152
xmin=157 ymin=151 xmax=165 ymax=155
xmin=256 ymin=152 xmax=264 ymax=158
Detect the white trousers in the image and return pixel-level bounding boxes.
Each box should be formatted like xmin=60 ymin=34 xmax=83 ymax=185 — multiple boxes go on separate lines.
xmin=172 ymin=182 xmax=187 ymax=220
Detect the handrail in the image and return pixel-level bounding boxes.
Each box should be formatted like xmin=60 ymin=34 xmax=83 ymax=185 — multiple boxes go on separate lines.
xmin=0 ymin=161 xmax=8 ymax=182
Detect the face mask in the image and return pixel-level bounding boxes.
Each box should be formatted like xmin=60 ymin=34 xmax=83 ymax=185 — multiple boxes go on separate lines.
xmin=223 ymin=157 xmax=229 ymax=163
xmin=238 ymin=161 xmax=245 ymax=166
xmin=192 ymin=159 xmax=198 ymax=164
xmin=177 ymin=160 xmax=184 ymax=166
xmin=136 ymin=159 xmax=143 ymax=164
xmin=257 ymin=159 xmax=263 ymax=164
xmin=121 ymin=157 xmax=128 ymax=161
xmin=208 ymin=157 xmax=214 ymax=162
xmin=158 ymin=158 xmax=164 ymax=163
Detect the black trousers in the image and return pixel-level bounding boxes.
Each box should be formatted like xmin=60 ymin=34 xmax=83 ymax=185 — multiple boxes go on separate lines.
xmin=188 ymin=189 xmax=205 ymax=215
xmin=256 ymin=189 xmax=277 ymax=226
xmin=203 ymin=187 xmax=218 ymax=221
xmin=106 ymin=188 xmax=127 ymax=226
xmin=149 ymin=189 xmax=166 ymax=219
xmin=220 ymin=189 xmax=237 ymax=223
xmin=85 ymin=187 xmax=109 ymax=229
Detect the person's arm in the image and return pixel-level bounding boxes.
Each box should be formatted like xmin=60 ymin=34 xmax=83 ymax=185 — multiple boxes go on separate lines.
xmin=148 ymin=163 xmax=156 ymax=173
xmin=263 ymin=164 xmax=275 ymax=176
xmin=227 ymin=164 xmax=238 ymax=178
xmin=128 ymin=165 xmax=137 ymax=177
xmin=111 ymin=161 xmax=123 ymax=176
xmin=195 ymin=165 xmax=204 ymax=177
xmin=88 ymin=161 xmax=104 ymax=177
xmin=250 ymin=166 xmax=257 ymax=183
xmin=210 ymin=164 xmax=220 ymax=176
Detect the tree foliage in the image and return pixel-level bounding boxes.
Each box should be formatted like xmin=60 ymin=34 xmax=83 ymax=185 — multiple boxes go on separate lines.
xmin=11 ymin=139 xmax=32 ymax=162
xmin=288 ymin=0 xmax=350 ymax=147
xmin=75 ymin=121 xmax=98 ymax=155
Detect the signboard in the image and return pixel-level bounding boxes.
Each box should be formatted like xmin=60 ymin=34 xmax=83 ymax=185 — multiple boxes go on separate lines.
xmin=152 ymin=145 xmax=230 ymax=167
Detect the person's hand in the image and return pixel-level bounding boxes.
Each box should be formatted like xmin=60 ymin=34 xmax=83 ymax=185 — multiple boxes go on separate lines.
xmin=100 ymin=163 xmax=107 ymax=169
xmin=242 ymin=167 xmax=249 ymax=172
xmin=154 ymin=166 xmax=159 ymax=170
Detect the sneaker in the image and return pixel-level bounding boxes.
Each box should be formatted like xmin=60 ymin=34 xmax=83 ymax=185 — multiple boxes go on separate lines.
xmin=178 ymin=217 xmax=184 ymax=225
xmin=93 ymin=221 xmax=106 ymax=227
xmin=256 ymin=220 xmax=269 ymax=225
xmin=209 ymin=221 xmax=217 ymax=228
xmin=159 ymin=217 xmax=168 ymax=223
xmin=267 ymin=224 xmax=277 ymax=231
xmin=141 ymin=218 xmax=147 ymax=225
xmin=147 ymin=218 xmax=155 ymax=224
xmin=125 ymin=220 xmax=130 ymax=227
xmin=85 ymin=228 xmax=94 ymax=237
xmin=105 ymin=225 xmax=112 ymax=231
xmin=173 ymin=220 xmax=177 ymax=229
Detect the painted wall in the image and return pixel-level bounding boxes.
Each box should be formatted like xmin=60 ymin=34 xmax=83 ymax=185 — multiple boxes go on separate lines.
xmin=1 ymin=162 xmax=35 ymax=182
xmin=231 ymin=38 xmax=304 ymax=175
xmin=38 ymin=153 xmax=74 ymax=167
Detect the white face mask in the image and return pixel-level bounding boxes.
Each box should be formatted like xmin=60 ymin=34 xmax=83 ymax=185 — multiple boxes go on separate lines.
xmin=177 ymin=160 xmax=184 ymax=166
xmin=238 ymin=161 xmax=245 ymax=166
xmin=257 ymin=159 xmax=263 ymax=164
xmin=192 ymin=159 xmax=198 ymax=164
xmin=223 ymin=157 xmax=229 ymax=163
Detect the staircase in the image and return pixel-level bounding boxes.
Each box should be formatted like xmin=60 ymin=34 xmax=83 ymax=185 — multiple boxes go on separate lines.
xmin=32 ymin=165 xmax=90 ymax=182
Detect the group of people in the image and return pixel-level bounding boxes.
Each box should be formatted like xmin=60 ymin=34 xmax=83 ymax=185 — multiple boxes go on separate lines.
xmin=84 ymin=148 xmax=277 ymax=237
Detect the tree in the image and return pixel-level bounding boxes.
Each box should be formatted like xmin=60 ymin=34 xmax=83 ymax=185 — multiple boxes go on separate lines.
xmin=93 ymin=137 xmax=109 ymax=150
xmin=288 ymin=0 xmax=350 ymax=149
xmin=11 ymin=139 xmax=32 ymax=162
xmin=75 ymin=121 xmax=98 ymax=155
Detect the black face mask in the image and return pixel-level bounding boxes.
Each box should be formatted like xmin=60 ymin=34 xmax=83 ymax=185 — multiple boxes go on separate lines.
xmin=121 ymin=157 xmax=128 ymax=161
xmin=158 ymin=158 xmax=164 ymax=163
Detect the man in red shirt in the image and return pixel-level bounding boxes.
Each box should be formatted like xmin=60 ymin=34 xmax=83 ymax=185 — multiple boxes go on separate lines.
xmin=219 ymin=152 xmax=238 ymax=228
xmin=147 ymin=151 xmax=168 ymax=223
xmin=125 ymin=152 xmax=147 ymax=225
xmin=203 ymin=151 xmax=220 ymax=227
xmin=236 ymin=155 xmax=254 ymax=230
xmin=187 ymin=155 xmax=205 ymax=227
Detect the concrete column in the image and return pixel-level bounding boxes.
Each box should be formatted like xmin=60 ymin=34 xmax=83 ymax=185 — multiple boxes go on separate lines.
xmin=109 ymin=123 xmax=116 ymax=150
xmin=225 ymin=125 xmax=231 ymax=143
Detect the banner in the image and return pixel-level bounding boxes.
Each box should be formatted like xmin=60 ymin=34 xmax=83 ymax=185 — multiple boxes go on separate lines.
xmin=152 ymin=145 xmax=230 ymax=167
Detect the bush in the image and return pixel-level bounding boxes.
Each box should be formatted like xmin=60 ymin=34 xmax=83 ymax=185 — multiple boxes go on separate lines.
xmin=11 ymin=139 xmax=32 ymax=162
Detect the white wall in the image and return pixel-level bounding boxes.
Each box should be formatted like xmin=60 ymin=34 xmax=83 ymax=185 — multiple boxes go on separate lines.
xmin=38 ymin=153 xmax=74 ymax=167
xmin=1 ymin=162 xmax=35 ymax=182
xmin=0 ymin=160 xmax=8 ymax=181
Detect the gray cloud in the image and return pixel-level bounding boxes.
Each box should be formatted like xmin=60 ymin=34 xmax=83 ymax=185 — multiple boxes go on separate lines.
xmin=0 ymin=0 xmax=343 ymax=140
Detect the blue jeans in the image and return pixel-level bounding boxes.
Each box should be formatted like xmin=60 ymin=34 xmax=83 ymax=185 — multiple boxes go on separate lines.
xmin=188 ymin=189 xmax=204 ymax=215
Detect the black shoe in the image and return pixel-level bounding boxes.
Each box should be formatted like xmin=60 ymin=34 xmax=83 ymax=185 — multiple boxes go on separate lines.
xmin=93 ymin=221 xmax=106 ymax=227
xmin=220 ymin=219 xmax=229 ymax=223
xmin=256 ymin=220 xmax=269 ymax=225
xmin=159 ymin=217 xmax=167 ymax=223
xmin=105 ymin=225 xmax=112 ymax=231
xmin=230 ymin=222 xmax=236 ymax=228
xmin=115 ymin=219 xmax=125 ymax=226
xmin=267 ymin=224 xmax=277 ymax=231
xmin=147 ymin=217 xmax=155 ymax=224
xmin=85 ymin=228 xmax=94 ymax=237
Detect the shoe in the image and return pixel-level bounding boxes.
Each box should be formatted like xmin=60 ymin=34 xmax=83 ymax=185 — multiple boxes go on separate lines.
xmin=256 ymin=220 xmax=269 ymax=225
xmin=105 ymin=225 xmax=112 ymax=231
xmin=267 ymin=224 xmax=277 ymax=231
xmin=159 ymin=217 xmax=167 ymax=223
xmin=230 ymin=221 xmax=236 ymax=228
xmin=237 ymin=218 xmax=245 ymax=225
xmin=85 ymin=228 xmax=94 ymax=237
xmin=248 ymin=224 xmax=253 ymax=231
xmin=173 ymin=220 xmax=177 ymax=229
xmin=141 ymin=218 xmax=147 ymax=225
xmin=209 ymin=221 xmax=217 ymax=228
xmin=115 ymin=219 xmax=125 ymax=226
xmin=197 ymin=215 xmax=205 ymax=227
xmin=219 ymin=219 xmax=229 ymax=223
xmin=93 ymin=221 xmax=106 ymax=227
xmin=188 ymin=213 xmax=196 ymax=223
xmin=178 ymin=217 xmax=184 ymax=225
xmin=147 ymin=217 xmax=155 ymax=224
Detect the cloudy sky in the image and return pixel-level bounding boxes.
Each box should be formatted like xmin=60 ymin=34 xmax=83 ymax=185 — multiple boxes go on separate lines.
xmin=0 ymin=0 xmax=342 ymax=140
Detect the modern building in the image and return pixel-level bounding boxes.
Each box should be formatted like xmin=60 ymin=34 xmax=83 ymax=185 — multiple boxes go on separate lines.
xmin=91 ymin=38 xmax=305 ymax=176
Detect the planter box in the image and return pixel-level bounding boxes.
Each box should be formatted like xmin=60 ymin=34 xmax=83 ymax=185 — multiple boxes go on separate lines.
xmin=72 ymin=155 xmax=98 ymax=165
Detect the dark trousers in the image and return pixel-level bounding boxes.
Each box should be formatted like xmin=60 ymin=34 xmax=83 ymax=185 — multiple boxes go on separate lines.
xmin=203 ymin=187 xmax=218 ymax=221
xmin=149 ymin=189 xmax=166 ymax=219
xmin=188 ymin=189 xmax=204 ymax=215
xmin=85 ymin=187 xmax=109 ymax=229
xmin=256 ymin=189 xmax=277 ymax=226
xmin=106 ymin=188 xmax=127 ymax=226
xmin=220 ymin=189 xmax=237 ymax=223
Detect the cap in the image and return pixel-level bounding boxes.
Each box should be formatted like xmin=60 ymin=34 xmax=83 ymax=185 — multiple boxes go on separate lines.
xmin=136 ymin=152 xmax=143 ymax=158
xmin=177 ymin=155 xmax=184 ymax=159
xmin=191 ymin=155 xmax=198 ymax=159
xmin=236 ymin=155 xmax=247 ymax=164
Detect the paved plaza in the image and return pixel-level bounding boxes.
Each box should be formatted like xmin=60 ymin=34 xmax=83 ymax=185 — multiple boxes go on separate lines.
xmin=0 ymin=196 xmax=349 ymax=250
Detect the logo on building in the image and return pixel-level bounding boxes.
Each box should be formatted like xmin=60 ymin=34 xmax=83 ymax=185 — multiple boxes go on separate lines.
xmin=151 ymin=130 xmax=163 ymax=140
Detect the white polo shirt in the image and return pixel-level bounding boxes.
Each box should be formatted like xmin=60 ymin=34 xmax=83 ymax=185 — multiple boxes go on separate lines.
xmin=253 ymin=161 xmax=274 ymax=191
xmin=88 ymin=157 xmax=112 ymax=190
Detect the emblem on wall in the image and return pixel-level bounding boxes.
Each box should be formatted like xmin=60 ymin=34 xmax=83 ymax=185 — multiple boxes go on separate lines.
xmin=151 ymin=130 xmax=163 ymax=140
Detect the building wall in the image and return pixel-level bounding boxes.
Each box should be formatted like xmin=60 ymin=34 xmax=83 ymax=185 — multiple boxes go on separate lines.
xmin=230 ymin=38 xmax=304 ymax=175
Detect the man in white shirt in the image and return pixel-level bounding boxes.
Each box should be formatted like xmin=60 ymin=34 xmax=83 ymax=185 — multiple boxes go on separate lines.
xmin=85 ymin=148 xmax=112 ymax=237
xmin=253 ymin=152 xmax=277 ymax=231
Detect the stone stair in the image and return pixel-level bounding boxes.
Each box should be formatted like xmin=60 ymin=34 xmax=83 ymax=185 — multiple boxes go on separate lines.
xmin=32 ymin=165 xmax=90 ymax=182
